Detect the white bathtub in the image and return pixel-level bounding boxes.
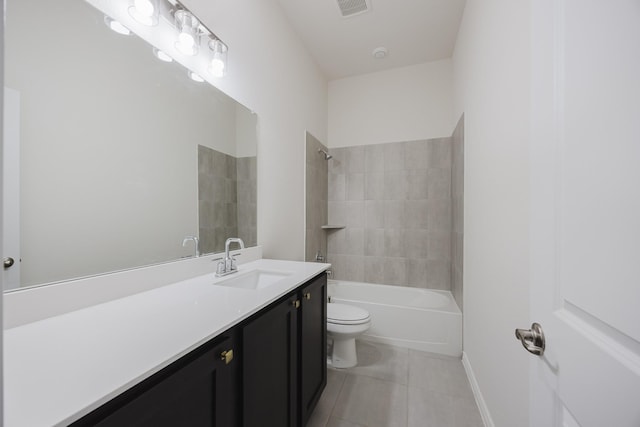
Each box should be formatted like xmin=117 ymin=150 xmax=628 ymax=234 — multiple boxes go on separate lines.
xmin=328 ymin=280 xmax=462 ymax=357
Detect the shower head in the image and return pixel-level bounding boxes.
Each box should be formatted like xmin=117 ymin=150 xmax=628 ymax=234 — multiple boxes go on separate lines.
xmin=318 ymin=148 xmax=332 ymax=160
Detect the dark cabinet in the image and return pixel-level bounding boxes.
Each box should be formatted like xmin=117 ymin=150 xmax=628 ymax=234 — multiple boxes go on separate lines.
xmin=71 ymin=332 xmax=239 ymax=427
xmin=242 ymin=293 xmax=299 ymax=427
xmin=243 ymin=272 xmax=327 ymax=427
xmin=300 ymin=274 xmax=327 ymax=426
xmin=71 ymin=272 xmax=326 ymax=427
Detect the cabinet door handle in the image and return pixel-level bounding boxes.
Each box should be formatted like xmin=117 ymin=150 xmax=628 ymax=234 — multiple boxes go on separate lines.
xmin=220 ymin=349 xmax=234 ymax=365
xmin=304 ymin=293 xmax=311 ymax=300
xmin=292 ymin=299 xmax=301 ymax=309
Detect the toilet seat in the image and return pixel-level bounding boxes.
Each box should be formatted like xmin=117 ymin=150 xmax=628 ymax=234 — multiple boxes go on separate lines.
xmin=327 ymin=303 xmax=370 ymax=325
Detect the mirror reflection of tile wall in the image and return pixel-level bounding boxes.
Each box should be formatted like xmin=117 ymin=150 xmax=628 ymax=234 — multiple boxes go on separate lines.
xmin=198 ymin=145 xmax=256 ymax=254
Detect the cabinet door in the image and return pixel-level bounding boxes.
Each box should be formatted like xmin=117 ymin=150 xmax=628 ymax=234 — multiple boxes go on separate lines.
xmin=71 ymin=333 xmax=239 ymax=427
xmin=242 ymin=295 xmax=299 ymax=427
xmin=300 ymin=274 xmax=327 ymax=425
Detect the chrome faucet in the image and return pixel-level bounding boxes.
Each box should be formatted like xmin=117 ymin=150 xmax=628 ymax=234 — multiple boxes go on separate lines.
xmin=182 ymin=236 xmax=200 ymax=257
xmin=216 ymin=237 xmax=245 ymax=277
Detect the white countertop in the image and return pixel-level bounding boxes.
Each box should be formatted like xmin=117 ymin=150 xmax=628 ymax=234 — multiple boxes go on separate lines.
xmin=4 ymin=258 xmax=329 ymax=427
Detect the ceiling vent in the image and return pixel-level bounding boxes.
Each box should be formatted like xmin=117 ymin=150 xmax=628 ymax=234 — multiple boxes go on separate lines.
xmin=336 ymin=0 xmax=370 ymax=18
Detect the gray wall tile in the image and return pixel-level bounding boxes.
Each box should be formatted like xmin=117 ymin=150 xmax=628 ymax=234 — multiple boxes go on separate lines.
xmin=428 ymin=231 xmax=451 ymax=261
xmin=407 ymin=170 xmax=429 ymax=200
xmin=364 ymin=200 xmax=385 ymax=228
xmin=364 ymin=256 xmax=385 ymax=284
xmin=365 ymin=144 xmax=385 ymax=172
xmin=404 ymin=140 xmax=429 ymax=171
xmin=365 ymin=172 xmax=385 ymax=200
xmin=384 ymin=229 xmax=405 ymax=257
xmin=364 ymin=228 xmax=385 ymax=256
xmin=384 ymin=142 xmax=405 ymax=171
xmin=384 ymin=257 xmax=407 ymax=286
xmin=344 ymin=201 xmax=365 ymax=227
xmin=426 ymin=260 xmax=451 ymax=290
xmin=384 ymin=171 xmax=409 ymax=200
xmin=427 ymin=168 xmax=451 ymax=200
xmin=329 ymin=173 xmax=346 ymax=201
xmin=384 ymin=201 xmax=405 ymax=229
xmin=451 ymin=115 xmax=465 ymax=311
xmin=406 ymin=258 xmax=428 ymax=288
xmin=304 ymin=133 xmax=329 ymax=261
xmin=428 ymin=138 xmax=452 ymax=169
xmin=345 ymin=228 xmax=365 ymax=255
xmin=346 ymin=173 xmax=365 ymax=201
xmin=405 ymin=200 xmax=429 ymax=229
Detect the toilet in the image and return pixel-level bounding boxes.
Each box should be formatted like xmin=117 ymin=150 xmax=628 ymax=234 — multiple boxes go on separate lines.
xmin=327 ymin=303 xmax=371 ymax=368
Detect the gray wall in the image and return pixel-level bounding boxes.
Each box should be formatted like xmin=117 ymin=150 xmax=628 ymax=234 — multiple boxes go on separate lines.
xmin=305 ymin=133 xmax=329 ymax=262
xmin=327 ymin=139 xmax=452 ymax=290
xmin=451 ymin=116 xmax=464 ymax=310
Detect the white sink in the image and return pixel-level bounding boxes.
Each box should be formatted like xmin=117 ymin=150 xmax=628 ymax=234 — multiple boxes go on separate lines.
xmin=214 ymin=269 xmax=291 ymax=290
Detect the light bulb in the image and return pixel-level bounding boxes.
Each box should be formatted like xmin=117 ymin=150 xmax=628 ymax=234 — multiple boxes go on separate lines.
xmin=129 ymin=0 xmax=159 ymax=26
xmin=134 ymin=0 xmax=154 ymax=17
xmin=178 ymin=32 xmax=195 ymax=52
xmin=188 ymin=71 xmax=205 ymax=83
xmin=175 ymin=10 xmax=199 ymax=56
xmin=208 ymin=39 xmax=228 ymax=77
xmin=209 ymin=58 xmax=225 ymax=78
xmin=104 ymin=16 xmax=131 ymax=36
xmin=153 ymin=48 xmax=173 ymax=62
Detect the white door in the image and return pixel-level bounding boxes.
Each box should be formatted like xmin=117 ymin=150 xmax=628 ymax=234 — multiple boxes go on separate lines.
xmin=529 ymin=1 xmax=640 ymax=426
xmin=3 ymin=87 xmax=20 ymax=290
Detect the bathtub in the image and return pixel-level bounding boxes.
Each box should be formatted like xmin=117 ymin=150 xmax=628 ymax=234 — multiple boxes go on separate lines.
xmin=328 ymin=280 xmax=462 ymax=357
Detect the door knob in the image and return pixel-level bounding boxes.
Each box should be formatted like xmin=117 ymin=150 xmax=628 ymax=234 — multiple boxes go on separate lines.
xmin=515 ymin=323 xmax=545 ymax=356
xmin=4 ymin=257 xmax=15 ymax=269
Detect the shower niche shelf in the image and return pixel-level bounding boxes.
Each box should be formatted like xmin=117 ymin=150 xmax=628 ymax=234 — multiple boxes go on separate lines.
xmin=321 ymin=225 xmax=345 ymax=230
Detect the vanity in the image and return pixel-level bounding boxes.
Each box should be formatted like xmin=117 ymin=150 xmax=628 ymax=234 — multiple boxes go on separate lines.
xmin=4 ymin=253 xmax=329 ymax=426
xmin=3 ymin=0 xmax=330 ymax=425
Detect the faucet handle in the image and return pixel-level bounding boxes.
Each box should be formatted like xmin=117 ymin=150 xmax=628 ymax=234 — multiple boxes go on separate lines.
xmin=216 ymin=260 xmax=225 ymax=275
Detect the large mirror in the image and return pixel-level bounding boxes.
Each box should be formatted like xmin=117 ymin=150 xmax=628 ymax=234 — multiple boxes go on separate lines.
xmin=3 ymin=0 xmax=257 ymax=290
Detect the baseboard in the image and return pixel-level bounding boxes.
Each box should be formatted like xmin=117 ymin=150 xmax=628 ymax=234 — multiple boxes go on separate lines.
xmin=462 ymin=351 xmax=495 ymax=427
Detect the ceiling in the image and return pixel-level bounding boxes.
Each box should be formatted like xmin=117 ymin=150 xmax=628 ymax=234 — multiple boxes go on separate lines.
xmin=275 ymin=0 xmax=467 ymax=80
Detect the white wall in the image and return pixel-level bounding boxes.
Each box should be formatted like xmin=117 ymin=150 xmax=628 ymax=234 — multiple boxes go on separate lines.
xmin=185 ymin=0 xmax=328 ymax=261
xmin=452 ymin=1 xmax=531 ymax=426
xmin=328 ymin=59 xmax=453 ymax=148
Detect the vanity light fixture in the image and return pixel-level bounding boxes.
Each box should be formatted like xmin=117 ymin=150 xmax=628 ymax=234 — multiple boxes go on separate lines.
xmin=208 ymin=38 xmax=228 ymax=78
xmin=153 ymin=47 xmax=173 ymax=62
xmin=128 ymin=0 xmax=160 ymax=26
xmin=100 ymin=0 xmax=229 ymax=78
xmin=188 ymin=71 xmax=205 ymax=82
xmin=104 ymin=16 xmax=131 ymax=35
xmin=174 ymin=9 xmax=200 ymax=56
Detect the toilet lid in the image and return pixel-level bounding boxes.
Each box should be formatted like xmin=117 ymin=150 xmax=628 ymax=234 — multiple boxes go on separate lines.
xmin=327 ymin=303 xmax=370 ymax=325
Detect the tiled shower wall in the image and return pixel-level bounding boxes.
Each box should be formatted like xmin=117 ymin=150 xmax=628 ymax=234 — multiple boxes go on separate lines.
xmin=198 ymin=145 xmax=256 ymax=254
xmin=305 ymin=132 xmax=329 ymax=262
xmin=451 ymin=116 xmax=465 ymax=310
xmin=327 ymin=139 xmax=452 ymax=290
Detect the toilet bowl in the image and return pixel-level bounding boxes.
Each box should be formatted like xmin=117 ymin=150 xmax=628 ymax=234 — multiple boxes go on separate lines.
xmin=327 ymin=303 xmax=371 ymax=368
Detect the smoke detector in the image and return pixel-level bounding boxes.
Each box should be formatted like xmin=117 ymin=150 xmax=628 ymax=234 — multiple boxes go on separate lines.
xmin=336 ymin=0 xmax=370 ymax=18
xmin=372 ymin=47 xmax=388 ymax=59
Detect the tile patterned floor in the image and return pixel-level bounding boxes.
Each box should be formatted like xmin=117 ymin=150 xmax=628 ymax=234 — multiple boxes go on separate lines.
xmin=307 ymin=341 xmax=484 ymax=427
